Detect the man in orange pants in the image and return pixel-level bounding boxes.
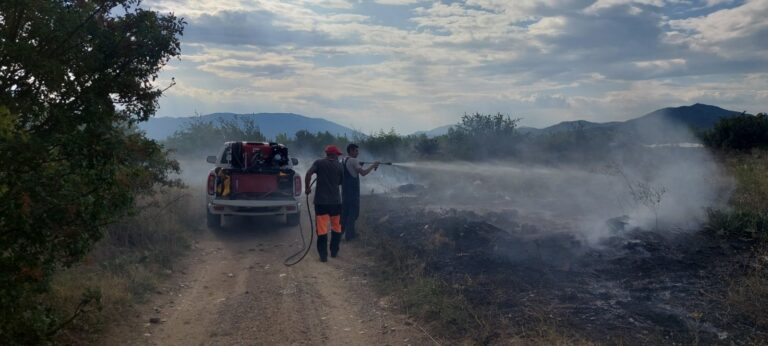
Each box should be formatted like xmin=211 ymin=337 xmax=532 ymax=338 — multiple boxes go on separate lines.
xmin=304 ymin=145 xmax=344 ymax=262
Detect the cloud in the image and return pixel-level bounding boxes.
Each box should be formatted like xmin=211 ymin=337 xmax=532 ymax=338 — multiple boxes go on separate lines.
xmin=374 ymin=0 xmax=424 ymax=5
xmin=148 ymin=0 xmax=767 ymax=133
xmin=667 ymin=0 xmax=768 ymax=58
xmin=302 ymin=0 xmax=356 ymax=9
xmin=184 ymin=10 xmax=351 ymax=47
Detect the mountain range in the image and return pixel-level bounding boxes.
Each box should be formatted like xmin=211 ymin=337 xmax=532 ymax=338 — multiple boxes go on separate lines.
xmin=421 ymin=103 xmax=742 ymax=143
xmin=142 ymin=104 xmax=742 ymax=143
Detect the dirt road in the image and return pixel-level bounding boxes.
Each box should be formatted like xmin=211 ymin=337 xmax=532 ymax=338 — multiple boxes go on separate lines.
xmin=103 ymin=213 xmax=432 ymax=346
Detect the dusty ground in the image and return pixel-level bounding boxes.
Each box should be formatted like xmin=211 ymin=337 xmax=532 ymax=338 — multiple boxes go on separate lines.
xmin=101 ymin=211 xmax=432 ymax=346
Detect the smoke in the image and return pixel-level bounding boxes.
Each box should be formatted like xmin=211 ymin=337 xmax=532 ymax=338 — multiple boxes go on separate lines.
xmin=358 ymin=137 xmax=733 ymax=245
xmin=165 ymin=117 xmax=735 ymax=245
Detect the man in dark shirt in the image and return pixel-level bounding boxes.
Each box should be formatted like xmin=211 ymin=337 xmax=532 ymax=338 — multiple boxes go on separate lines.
xmin=304 ymin=145 xmax=344 ymax=262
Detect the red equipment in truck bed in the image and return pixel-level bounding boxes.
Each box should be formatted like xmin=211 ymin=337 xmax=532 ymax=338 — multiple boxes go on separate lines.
xmin=243 ymin=143 xmax=272 ymax=167
xmin=230 ymin=173 xmax=277 ymax=194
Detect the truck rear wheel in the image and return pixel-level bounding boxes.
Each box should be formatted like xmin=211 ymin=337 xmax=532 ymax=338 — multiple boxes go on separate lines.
xmin=286 ymin=213 xmax=300 ymax=226
xmin=207 ymin=209 xmax=222 ymax=229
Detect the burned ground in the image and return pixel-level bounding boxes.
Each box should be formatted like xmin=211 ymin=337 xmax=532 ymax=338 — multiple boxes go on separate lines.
xmin=359 ymin=194 xmax=765 ymax=345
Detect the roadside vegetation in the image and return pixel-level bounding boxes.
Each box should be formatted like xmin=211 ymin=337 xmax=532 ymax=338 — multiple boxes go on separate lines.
xmin=701 ymin=114 xmax=768 ymax=241
xmin=0 ymin=1 xmax=185 ymax=344
xmin=699 ymin=114 xmax=768 ymax=332
xmin=49 ymin=188 xmax=203 ymax=344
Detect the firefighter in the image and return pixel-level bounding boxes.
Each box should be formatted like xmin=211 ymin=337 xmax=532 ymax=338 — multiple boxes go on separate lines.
xmin=341 ymin=144 xmax=379 ymax=241
xmin=305 ymin=145 xmax=344 ymax=262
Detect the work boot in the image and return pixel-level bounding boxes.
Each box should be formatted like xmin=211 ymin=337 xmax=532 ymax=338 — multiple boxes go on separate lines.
xmin=317 ymin=234 xmax=328 ymax=262
xmin=330 ymin=232 xmax=341 ymax=258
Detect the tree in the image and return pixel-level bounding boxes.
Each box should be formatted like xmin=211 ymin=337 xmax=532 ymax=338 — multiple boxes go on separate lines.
xmin=292 ymin=130 xmax=349 ymax=155
xmin=447 ymin=113 xmax=520 ymax=159
xmin=701 ymin=113 xmax=768 ymax=151
xmin=164 ymin=116 xmax=267 ymax=156
xmin=362 ymin=128 xmax=403 ymax=160
xmin=413 ymin=133 xmax=439 ymax=157
xmin=0 ymin=1 xmax=184 ymax=342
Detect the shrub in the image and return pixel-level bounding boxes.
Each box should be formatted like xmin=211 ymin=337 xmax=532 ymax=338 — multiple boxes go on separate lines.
xmin=447 ymin=113 xmax=521 ymax=159
xmin=0 ymin=2 xmax=184 ymax=343
xmin=702 ymin=113 xmax=768 ymax=151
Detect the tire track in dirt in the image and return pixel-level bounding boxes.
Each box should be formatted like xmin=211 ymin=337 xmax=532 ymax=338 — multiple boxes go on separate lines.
xmin=102 ymin=210 xmax=431 ymax=346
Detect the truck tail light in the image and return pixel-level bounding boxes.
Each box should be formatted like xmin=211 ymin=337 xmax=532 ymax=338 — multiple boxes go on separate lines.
xmin=294 ymin=175 xmax=302 ymax=196
xmin=207 ymin=173 xmax=216 ymax=195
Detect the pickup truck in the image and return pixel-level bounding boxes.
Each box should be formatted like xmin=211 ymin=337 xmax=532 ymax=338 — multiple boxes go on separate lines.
xmin=205 ymin=141 xmax=302 ymax=229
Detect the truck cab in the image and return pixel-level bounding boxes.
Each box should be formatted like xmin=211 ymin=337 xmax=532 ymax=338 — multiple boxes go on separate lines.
xmin=205 ymin=141 xmax=302 ymax=228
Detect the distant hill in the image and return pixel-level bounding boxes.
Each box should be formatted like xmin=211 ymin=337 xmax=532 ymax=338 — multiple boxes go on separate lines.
xmin=614 ymin=103 xmax=742 ymax=143
xmin=416 ymin=104 xmax=740 ymax=142
xmin=624 ymin=103 xmax=742 ymax=130
xmin=412 ymin=124 xmax=454 ymax=137
xmin=140 ymin=113 xmax=363 ymax=140
xmin=519 ymin=104 xmax=741 ymax=143
xmin=143 ymin=104 xmax=742 ymax=144
xmin=538 ymin=120 xmax=621 ymax=135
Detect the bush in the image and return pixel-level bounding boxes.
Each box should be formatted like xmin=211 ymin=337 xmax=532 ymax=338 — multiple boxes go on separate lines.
xmin=702 ymin=113 xmax=768 ymax=151
xmin=0 ymin=2 xmax=184 ymax=343
xmin=447 ymin=113 xmax=521 ymax=159
xmin=164 ymin=117 xmax=267 ymax=156
xmin=706 ymin=150 xmax=768 ymax=241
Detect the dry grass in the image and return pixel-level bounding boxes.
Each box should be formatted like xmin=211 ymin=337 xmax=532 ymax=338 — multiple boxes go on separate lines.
xmin=727 ymin=247 xmax=768 ymax=329
xmin=707 ymin=150 xmax=768 ymax=240
xmin=725 ymin=150 xmax=768 ymax=213
xmin=711 ymin=151 xmax=768 ymax=333
xmin=46 ymin=187 xmax=203 ymax=343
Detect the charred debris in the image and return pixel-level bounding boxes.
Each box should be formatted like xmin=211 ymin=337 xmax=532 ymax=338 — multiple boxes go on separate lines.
xmin=359 ymin=188 xmax=762 ymax=344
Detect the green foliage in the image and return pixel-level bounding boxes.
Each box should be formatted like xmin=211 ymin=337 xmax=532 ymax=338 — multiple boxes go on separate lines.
xmin=292 ymin=130 xmax=350 ymax=155
xmin=164 ymin=116 xmax=266 ymax=156
xmin=702 ymin=113 xmax=768 ymax=151
xmin=362 ymin=128 xmax=403 ymax=160
xmin=0 ymin=1 xmax=184 ymax=343
xmin=447 ymin=113 xmax=520 ymax=159
xmin=453 ymin=112 xmax=518 ymax=137
xmin=706 ymin=151 xmax=768 ymax=240
xmin=413 ymin=133 xmax=440 ymax=158
xmin=527 ymin=123 xmax=614 ymax=163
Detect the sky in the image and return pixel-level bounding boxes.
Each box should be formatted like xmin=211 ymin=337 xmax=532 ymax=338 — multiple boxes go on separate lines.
xmin=143 ymin=0 xmax=768 ymax=134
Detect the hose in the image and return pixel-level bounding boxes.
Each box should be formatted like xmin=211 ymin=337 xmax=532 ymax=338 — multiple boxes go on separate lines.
xmin=283 ymin=179 xmax=316 ymax=266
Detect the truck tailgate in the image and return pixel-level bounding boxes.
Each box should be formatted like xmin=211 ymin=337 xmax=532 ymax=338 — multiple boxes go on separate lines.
xmin=210 ymin=199 xmax=297 ymax=207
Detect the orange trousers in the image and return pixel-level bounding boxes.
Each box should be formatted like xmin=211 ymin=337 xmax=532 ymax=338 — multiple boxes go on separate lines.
xmin=316 ymin=214 xmax=341 ymax=236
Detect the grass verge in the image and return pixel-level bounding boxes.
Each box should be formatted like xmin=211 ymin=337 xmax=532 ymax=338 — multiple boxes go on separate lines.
xmin=47 ymin=187 xmax=203 ymax=344
xmin=705 ymin=150 xmax=768 ymax=240
xmin=706 ymin=150 xmax=768 ymax=332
